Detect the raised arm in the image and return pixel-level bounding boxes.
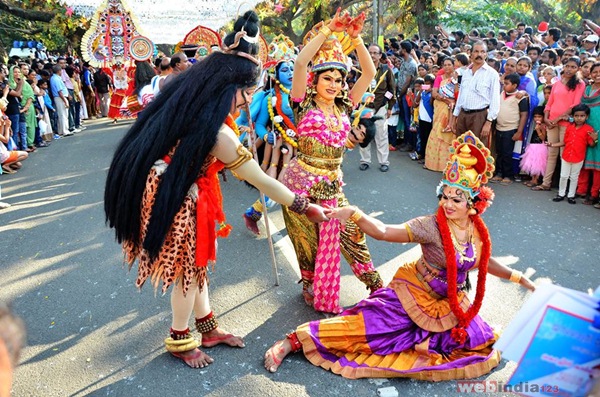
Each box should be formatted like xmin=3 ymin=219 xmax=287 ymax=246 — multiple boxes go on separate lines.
xmin=347 ymin=13 xmax=376 ymax=106
xmin=583 ymin=19 xmax=600 ymax=35
xmin=8 ymin=79 xmax=24 ymax=98
xmin=291 ymin=9 xmax=351 ymax=100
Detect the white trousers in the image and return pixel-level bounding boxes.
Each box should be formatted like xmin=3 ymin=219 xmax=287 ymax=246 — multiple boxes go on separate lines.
xmin=558 ymin=159 xmax=584 ymax=198
xmin=55 ymin=98 xmax=70 ymax=135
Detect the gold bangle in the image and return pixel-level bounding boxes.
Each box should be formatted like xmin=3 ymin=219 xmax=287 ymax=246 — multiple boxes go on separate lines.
xmin=282 ymin=163 xmax=289 ymax=168
xmin=351 ymin=36 xmax=364 ymax=46
xmin=348 ymin=206 xmax=363 ymax=223
xmin=270 ymin=163 xmax=277 ymax=167
xmin=509 ymin=270 xmax=523 ymax=284
xmin=319 ymin=25 xmax=332 ymax=38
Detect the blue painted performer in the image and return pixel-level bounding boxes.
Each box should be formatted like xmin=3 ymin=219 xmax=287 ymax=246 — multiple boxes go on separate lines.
xmin=237 ymin=35 xmax=298 ymax=235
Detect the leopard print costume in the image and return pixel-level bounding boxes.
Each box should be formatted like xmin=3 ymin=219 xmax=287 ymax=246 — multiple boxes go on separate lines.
xmin=123 ymin=154 xmax=218 ymax=296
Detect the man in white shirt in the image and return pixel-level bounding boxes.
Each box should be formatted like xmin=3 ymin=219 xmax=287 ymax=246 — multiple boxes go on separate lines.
xmin=452 ymin=41 xmax=500 ymax=146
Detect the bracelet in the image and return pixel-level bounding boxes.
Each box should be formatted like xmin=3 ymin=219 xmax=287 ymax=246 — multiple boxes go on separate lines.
xmin=348 ymin=206 xmax=363 ymax=223
xmin=351 ymin=36 xmax=364 ymax=46
xmin=319 ymin=25 xmax=332 ymax=38
xmin=509 ymin=270 xmax=523 ymax=284
xmin=289 ymin=194 xmax=310 ymax=214
xmin=270 ymin=163 xmax=277 ymax=167
xmin=282 ymin=163 xmax=289 ymax=168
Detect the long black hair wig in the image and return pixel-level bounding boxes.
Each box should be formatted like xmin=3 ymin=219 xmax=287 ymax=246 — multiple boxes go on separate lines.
xmin=104 ymin=11 xmax=261 ymax=260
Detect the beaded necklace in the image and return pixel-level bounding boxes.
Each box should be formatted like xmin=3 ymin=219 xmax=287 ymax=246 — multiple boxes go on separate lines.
xmin=267 ymin=84 xmax=298 ymax=148
xmin=274 ymin=79 xmax=290 ymax=95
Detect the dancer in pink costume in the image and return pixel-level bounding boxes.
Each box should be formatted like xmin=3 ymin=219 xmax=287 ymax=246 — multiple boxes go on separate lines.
xmin=281 ymin=10 xmax=381 ymax=313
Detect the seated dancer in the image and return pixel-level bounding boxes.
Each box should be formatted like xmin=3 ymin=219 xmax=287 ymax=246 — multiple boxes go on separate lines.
xmin=104 ymin=11 xmax=327 ymax=369
xmin=265 ymin=131 xmax=536 ymax=380
xmin=281 ymin=10 xmax=382 ymax=314
xmin=236 ymin=35 xmax=297 ymax=235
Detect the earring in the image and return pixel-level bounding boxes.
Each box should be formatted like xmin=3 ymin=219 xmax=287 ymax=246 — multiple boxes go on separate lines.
xmin=468 ymin=208 xmax=477 ymax=215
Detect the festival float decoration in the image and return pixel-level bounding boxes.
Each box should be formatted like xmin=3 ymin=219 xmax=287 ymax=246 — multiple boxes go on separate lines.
xmin=176 ymin=24 xmax=222 ymax=61
xmin=80 ymin=0 xmax=153 ymax=67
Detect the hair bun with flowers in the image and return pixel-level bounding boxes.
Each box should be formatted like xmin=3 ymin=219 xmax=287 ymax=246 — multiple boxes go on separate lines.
xmin=437 ymin=131 xmax=495 ymax=214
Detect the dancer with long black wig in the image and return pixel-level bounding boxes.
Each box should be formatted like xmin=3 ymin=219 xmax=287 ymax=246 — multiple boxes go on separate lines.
xmin=104 ymin=11 xmax=327 ymax=369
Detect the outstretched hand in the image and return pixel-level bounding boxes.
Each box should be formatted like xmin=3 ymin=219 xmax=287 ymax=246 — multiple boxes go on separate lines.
xmin=347 ymin=12 xmax=366 ymax=38
xmin=323 ymin=206 xmax=355 ymax=222
xmin=305 ymin=203 xmax=329 ymax=223
xmin=520 ymin=277 xmax=536 ymax=292
xmin=328 ymin=8 xmax=352 ymax=33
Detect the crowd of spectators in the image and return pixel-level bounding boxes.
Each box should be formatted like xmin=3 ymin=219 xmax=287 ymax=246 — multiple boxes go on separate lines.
xmin=352 ymin=18 xmax=600 ymax=207
xmin=3 ymin=18 xmax=600 ymax=210
xmin=0 ymin=53 xmax=165 ymax=209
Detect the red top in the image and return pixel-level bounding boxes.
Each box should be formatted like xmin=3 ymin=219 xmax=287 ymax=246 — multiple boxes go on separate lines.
xmin=562 ymin=123 xmax=596 ymax=163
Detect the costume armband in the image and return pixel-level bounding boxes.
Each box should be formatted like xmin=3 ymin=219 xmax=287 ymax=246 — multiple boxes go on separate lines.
xmin=225 ymin=144 xmax=253 ymax=170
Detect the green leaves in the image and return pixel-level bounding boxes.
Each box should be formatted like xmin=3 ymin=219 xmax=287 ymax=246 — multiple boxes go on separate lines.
xmin=0 ymin=0 xmax=89 ymax=56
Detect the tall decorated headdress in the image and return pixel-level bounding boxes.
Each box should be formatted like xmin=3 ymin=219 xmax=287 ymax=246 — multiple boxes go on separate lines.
xmin=438 ymin=131 xmax=495 ymax=214
xmin=263 ymin=34 xmax=296 ymax=72
xmin=80 ymin=0 xmax=150 ymax=67
xmin=303 ymin=21 xmax=358 ymax=74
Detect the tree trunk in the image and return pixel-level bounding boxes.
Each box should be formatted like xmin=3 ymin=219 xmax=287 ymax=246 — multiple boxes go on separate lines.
xmin=0 ymin=0 xmax=56 ymax=23
xmin=414 ymin=0 xmax=437 ymax=40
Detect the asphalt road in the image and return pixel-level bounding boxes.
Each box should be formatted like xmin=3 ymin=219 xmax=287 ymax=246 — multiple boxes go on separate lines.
xmin=1 ymin=118 xmax=598 ymax=397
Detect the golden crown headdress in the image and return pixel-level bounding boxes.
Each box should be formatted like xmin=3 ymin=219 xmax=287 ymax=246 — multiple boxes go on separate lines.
xmin=439 ymin=131 xmax=495 ymax=200
xmin=303 ymin=22 xmax=356 ymax=73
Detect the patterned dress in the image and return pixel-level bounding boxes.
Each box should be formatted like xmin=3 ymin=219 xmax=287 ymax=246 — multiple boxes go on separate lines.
xmin=425 ymin=76 xmax=455 ymax=172
xmin=294 ymin=215 xmax=500 ymax=380
xmin=281 ymin=104 xmax=382 ymax=314
xmin=123 ymin=127 xmax=233 ymax=295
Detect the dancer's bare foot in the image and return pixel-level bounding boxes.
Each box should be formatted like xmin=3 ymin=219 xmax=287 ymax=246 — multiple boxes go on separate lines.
xmin=171 ymin=348 xmax=214 ymax=368
xmin=264 ymin=338 xmax=293 ymax=373
xmin=243 ymin=213 xmax=260 ymax=235
xmin=201 ymin=328 xmax=245 ymax=348
xmin=302 ymin=289 xmax=314 ymax=307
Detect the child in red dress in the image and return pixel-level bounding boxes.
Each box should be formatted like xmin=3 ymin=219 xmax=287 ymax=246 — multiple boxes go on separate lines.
xmin=551 ymin=104 xmax=598 ymax=204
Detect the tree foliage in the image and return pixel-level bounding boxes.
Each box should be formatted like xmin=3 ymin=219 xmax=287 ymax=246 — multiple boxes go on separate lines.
xmin=255 ymin=0 xmax=369 ymax=44
xmin=255 ymin=0 xmax=598 ymax=45
xmin=0 ymin=0 xmax=88 ymax=59
xmin=437 ymin=0 xmax=597 ymax=36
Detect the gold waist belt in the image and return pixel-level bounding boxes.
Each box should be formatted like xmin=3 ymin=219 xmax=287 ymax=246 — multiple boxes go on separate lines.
xmin=297 ymin=158 xmax=339 ymax=181
xmin=297 ymin=153 xmax=343 ymax=170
